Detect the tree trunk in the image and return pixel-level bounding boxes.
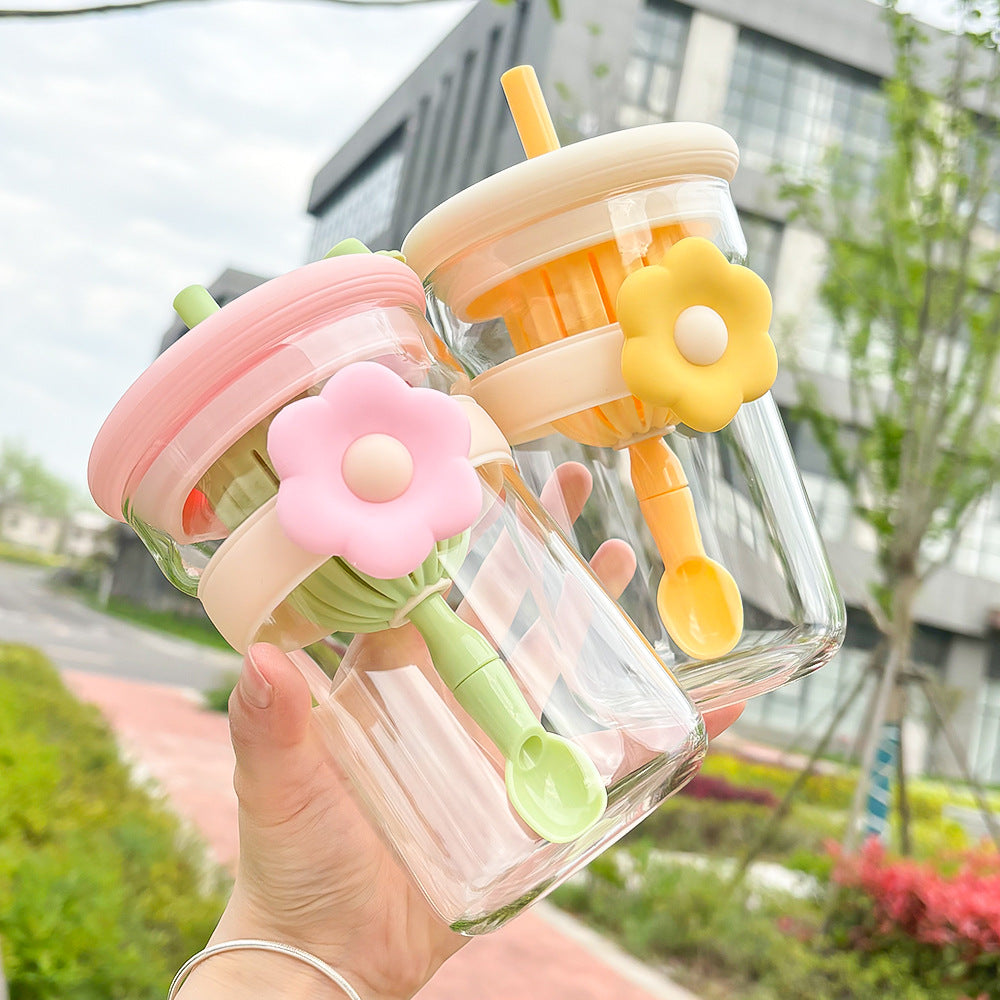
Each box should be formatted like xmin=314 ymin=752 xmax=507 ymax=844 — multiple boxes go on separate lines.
xmin=843 ymin=572 xmax=919 ymax=854
xmin=895 ymin=709 xmax=912 ymax=855
xmin=917 ymin=670 xmax=1000 ymax=851
xmin=730 ymin=663 xmax=872 ymax=885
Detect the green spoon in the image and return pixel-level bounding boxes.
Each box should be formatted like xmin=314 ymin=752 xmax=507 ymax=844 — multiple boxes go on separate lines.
xmin=408 ymin=592 xmax=607 ymax=843
xmin=177 ymin=279 xmax=607 ymax=843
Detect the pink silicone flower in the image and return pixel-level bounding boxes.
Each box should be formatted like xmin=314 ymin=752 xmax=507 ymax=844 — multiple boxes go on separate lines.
xmin=267 ymin=361 xmax=481 ymax=579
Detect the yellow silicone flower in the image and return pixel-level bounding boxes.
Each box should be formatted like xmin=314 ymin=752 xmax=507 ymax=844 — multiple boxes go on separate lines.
xmin=617 ymin=237 xmax=777 ymax=434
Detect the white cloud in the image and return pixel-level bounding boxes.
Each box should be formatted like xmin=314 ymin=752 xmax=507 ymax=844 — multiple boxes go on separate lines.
xmin=0 ymin=0 xmax=472 ymax=492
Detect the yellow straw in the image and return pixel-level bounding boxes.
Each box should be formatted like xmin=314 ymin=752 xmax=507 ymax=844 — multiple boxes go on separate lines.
xmin=501 ymin=65 xmax=560 ymax=159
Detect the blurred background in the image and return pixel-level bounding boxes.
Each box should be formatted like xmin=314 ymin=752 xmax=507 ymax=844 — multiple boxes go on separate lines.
xmin=1 ymin=0 xmax=999 ymax=997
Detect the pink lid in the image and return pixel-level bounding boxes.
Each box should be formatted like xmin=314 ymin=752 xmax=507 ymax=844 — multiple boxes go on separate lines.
xmin=88 ymin=254 xmax=427 ymax=522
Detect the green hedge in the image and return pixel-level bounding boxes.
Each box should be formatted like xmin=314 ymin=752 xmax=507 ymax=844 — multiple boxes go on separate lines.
xmin=0 ymin=643 xmax=227 ymax=998
xmin=701 ymin=751 xmax=1000 ymax=825
xmin=626 ymin=762 xmax=967 ymax=873
xmin=554 ymin=852 xmax=990 ymax=1000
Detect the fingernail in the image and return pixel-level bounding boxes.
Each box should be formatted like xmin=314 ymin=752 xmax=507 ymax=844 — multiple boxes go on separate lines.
xmin=240 ymin=645 xmax=273 ymax=709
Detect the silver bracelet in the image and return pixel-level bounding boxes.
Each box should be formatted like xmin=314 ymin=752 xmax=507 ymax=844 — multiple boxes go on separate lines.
xmin=167 ymin=939 xmax=363 ymax=999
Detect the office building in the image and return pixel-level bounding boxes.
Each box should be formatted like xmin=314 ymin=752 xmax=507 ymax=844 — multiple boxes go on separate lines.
xmin=307 ymin=0 xmax=1000 ymax=780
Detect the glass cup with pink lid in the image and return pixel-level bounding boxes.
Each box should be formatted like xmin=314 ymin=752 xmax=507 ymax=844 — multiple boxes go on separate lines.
xmin=402 ymin=66 xmax=846 ymax=712
xmin=88 ymin=240 xmax=707 ymax=933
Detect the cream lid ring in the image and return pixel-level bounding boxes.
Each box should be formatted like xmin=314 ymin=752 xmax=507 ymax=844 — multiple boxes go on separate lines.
xmin=470 ymin=324 xmax=643 ymax=446
xmin=401 ymin=66 xmax=739 ymax=287
xmin=199 ymin=395 xmax=513 ymax=653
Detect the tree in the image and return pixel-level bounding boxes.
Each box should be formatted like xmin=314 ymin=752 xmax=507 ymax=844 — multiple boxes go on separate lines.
xmin=0 ymin=440 xmax=81 ymax=518
xmin=779 ymin=0 xmax=1000 ymax=851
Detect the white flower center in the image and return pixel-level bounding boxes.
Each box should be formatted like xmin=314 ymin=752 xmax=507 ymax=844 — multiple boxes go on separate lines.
xmin=341 ymin=433 xmax=414 ymax=503
xmin=673 ymin=305 xmax=729 ymax=366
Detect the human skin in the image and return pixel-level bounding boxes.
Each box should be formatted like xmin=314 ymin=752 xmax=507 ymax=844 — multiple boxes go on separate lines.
xmin=177 ymin=465 xmax=745 ymax=1000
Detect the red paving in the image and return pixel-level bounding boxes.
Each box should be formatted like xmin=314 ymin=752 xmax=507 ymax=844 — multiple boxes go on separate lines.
xmin=64 ymin=669 xmax=697 ymax=1000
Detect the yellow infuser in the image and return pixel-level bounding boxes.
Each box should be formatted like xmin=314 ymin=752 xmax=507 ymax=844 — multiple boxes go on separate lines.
xmin=451 ymin=66 xmax=777 ymax=661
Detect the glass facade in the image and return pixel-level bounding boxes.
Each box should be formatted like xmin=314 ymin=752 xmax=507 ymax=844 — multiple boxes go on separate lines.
xmin=723 ymin=31 xmax=888 ymax=180
xmin=778 ymin=408 xmax=854 ymax=544
xmin=618 ymin=0 xmax=691 ymax=128
xmin=739 ymin=213 xmax=782 ymax=287
xmin=309 ymin=132 xmax=406 ymax=259
xmin=969 ymin=677 xmax=1000 ymax=784
xmin=955 ymin=487 xmax=1000 ymax=582
xmin=738 ymin=643 xmax=872 ymax=749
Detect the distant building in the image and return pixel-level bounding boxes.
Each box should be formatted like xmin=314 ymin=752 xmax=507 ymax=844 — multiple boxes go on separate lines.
xmin=306 ymin=0 xmax=552 ymax=257
xmin=158 ymin=268 xmax=268 ymax=353
xmin=0 ymin=503 xmax=113 ymax=561
xmin=305 ymin=0 xmax=1000 ymax=780
xmin=0 ymin=504 xmax=62 ymax=555
xmin=60 ymin=510 xmax=113 ymax=561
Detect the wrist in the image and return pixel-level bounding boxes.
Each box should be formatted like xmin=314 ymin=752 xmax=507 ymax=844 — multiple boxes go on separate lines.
xmin=186 ymin=889 xmax=410 ymax=1000
xmin=174 ymin=946 xmax=346 ymax=1000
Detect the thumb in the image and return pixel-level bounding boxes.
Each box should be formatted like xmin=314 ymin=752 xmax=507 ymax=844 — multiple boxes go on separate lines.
xmin=228 ymin=642 xmax=318 ymax=820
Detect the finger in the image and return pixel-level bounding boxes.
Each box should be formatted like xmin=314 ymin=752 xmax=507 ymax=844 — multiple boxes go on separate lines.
xmin=588 ymin=539 xmax=637 ymax=600
xmin=457 ymin=462 xmax=596 ymax=633
xmin=229 ymin=642 xmax=323 ymax=819
xmin=703 ymin=701 xmax=745 ymax=741
xmin=539 ymin=461 xmax=593 ymax=535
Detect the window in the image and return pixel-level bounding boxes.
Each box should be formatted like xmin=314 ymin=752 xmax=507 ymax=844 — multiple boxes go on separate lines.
xmin=309 ymin=130 xmax=406 ymax=258
xmin=780 ymin=410 xmax=855 ymax=543
xmin=794 ymin=302 xmax=850 ymax=381
xmin=739 ymin=213 xmax=782 ymax=287
xmin=619 ymin=0 xmax=691 ymax=128
xmin=723 ymin=31 xmax=888 ymax=179
xmin=738 ymin=634 xmax=872 ymax=745
xmin=952 ymin=123 xmax=1000 ymax=233
xmin=954 ymin=486 xmax=1000 ymax=582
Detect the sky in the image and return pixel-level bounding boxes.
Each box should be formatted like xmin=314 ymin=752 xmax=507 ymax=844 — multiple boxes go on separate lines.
xmin=0 ymin=0 xmax=473 ymax=504
xmin=0 ymin=0 xmax=957 ymax=508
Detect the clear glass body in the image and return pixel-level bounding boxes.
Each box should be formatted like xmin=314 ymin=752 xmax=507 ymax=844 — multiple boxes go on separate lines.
xmin=258 ymin=465 xmax=705 ymax=931
xmin=423 ymin=176 xmax=846 ymax=710
xmin=120 ymin=295 xmax=706 ymax=932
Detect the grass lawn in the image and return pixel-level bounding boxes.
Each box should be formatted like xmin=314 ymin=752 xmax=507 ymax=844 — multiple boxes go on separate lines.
xmin=0 ymin=542 xmax=66 ymax=569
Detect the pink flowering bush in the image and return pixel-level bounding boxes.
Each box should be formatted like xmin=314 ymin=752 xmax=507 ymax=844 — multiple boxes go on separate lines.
xmin=677 ymin=773 xmax=780 ymax=808
xmin=829 ymin=837 xmax=1000 ymax=997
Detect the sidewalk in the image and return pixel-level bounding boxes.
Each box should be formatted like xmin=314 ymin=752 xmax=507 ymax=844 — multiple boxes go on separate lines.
xmin=64 ymin=669 xmax=699 ymax=1000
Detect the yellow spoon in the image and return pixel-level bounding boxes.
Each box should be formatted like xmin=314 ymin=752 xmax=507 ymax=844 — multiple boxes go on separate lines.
xmin=629 ymin=436 xmax=743 ymax=660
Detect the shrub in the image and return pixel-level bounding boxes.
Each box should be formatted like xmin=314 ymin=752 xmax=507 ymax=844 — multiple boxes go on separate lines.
xmin=554 ymin=846 xmax=986 ymax=1000
xmin=828 ymin=838 xmax=1000 ymax=997
xmin=203 ymin=670 xmax=239 ymax=713
xmin=554 ymin=848 xmax=972 ymax=1000
xmin=702 ymin=751 xmax=990 ymax=828
xmin=0 ymin=643 xmax=227 ymax=998
xmin=0 ymin=542 xmax=65 ymax=569
xmin=625 ymin=794 xmax=843 ymax=860
xmin=678 ymin=773 xmax=780 ymax=808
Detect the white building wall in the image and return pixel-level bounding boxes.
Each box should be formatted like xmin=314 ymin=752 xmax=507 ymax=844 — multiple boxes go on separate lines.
xmin=672 ymin=12 xmax=737 ymax=122
xmin=543 ymin=0 xmax=644 ymax=137
xmin=0 ymin=507 xmax=61 ymax=554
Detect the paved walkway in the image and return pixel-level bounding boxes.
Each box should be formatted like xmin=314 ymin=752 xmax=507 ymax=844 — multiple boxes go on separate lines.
xmin=64 ymin=669 xmax=699 ymax=1000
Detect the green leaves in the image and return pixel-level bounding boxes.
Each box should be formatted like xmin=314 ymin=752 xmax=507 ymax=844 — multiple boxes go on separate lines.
xmin=780 ymin=0 xmax=1000 ymax=596
xmin=0 ymin=644 xmax=226 ymax=998
xmin=0 ymin=440 xmax=83 ymax=518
